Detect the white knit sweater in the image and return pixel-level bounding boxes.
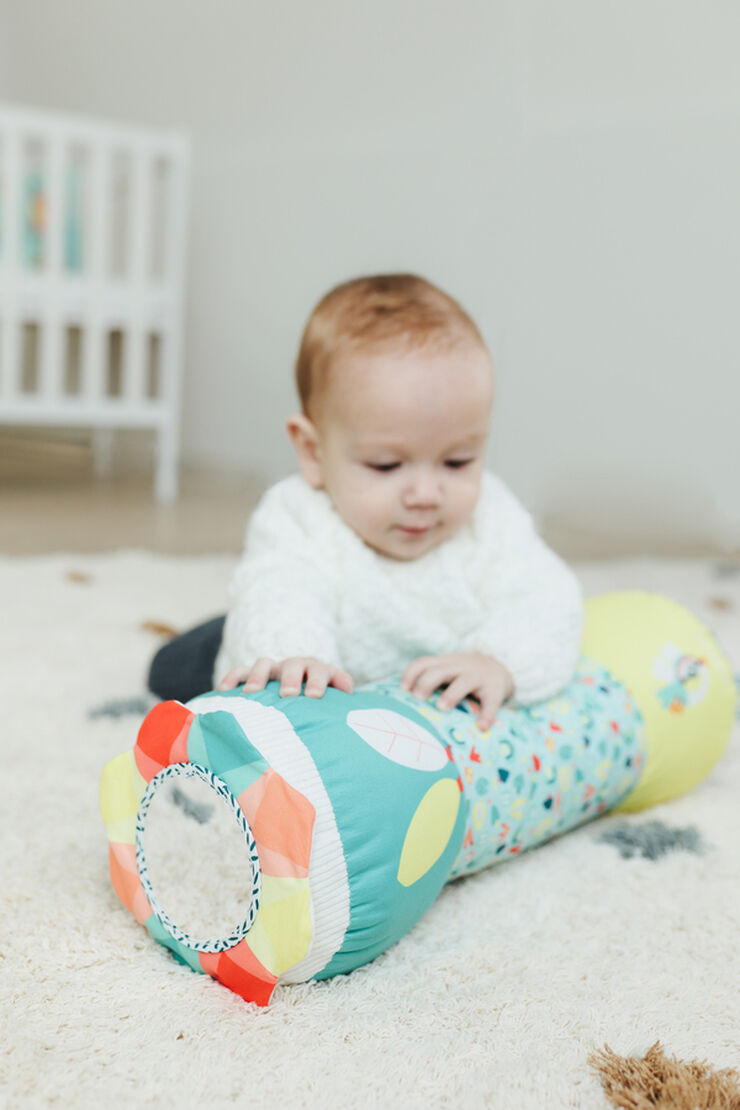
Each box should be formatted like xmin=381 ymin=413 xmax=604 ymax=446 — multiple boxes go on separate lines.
xmin=214 ymin=472 xmax=583 ymax=705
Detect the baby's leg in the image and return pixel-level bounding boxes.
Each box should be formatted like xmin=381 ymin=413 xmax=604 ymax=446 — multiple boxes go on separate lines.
xmin=147 ymin=615 xmax=225 ymax=703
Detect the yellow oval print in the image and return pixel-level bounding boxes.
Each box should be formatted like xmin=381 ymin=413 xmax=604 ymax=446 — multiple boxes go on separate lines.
xmin=397 ymin=778 xmax=461 ymax=887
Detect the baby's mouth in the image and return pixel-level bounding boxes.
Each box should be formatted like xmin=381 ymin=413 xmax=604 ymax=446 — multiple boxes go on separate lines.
xmin=396 ymin=523 xmax=437 ymax=536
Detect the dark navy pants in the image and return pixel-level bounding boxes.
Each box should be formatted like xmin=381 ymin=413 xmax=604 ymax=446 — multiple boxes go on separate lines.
xmin=147 ymin=615 xmax=226 ymax=703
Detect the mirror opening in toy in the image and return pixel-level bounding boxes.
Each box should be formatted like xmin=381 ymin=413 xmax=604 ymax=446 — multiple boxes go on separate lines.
xmin=135 ymin=763 xmax=262 ymax=953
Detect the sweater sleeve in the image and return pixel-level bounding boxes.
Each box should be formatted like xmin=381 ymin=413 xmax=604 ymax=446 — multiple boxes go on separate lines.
xmin=213 ymin=478 xmax=343 ymax=685
xmin=462 ymin=476 xmax=583 ymax=705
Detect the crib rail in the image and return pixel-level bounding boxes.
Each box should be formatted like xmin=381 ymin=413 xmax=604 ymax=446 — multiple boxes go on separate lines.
xmin=0 ymin=105 xmax=189 ymax=501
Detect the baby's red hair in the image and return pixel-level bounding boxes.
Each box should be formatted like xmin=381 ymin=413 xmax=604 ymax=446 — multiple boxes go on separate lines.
xmin=295 ymin=273 xmax=487 ymax=420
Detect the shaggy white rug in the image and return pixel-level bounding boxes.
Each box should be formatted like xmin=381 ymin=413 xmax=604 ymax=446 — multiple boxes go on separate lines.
xmin=1 ymin=552 xmax=738 ymax=1110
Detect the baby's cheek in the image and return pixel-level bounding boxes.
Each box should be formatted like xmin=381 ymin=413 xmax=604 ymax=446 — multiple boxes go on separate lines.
xmin=370 ymin=493 xmax=396 ymax=533
xmin=348 ymin=480 xmax=391 ymax=537
xmin=451 ymin=482 xmax=481 ymax=526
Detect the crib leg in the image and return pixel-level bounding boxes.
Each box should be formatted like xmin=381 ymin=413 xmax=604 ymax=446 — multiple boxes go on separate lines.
xmin=155 ymin=419 xmax=179 ymax=504
xmin=92 ymin=429 xmax=116 ymax=477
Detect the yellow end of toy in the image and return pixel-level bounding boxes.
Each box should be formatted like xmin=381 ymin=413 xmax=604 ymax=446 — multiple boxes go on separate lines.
xmin=582 ymin=592 xmax=737 ymax=812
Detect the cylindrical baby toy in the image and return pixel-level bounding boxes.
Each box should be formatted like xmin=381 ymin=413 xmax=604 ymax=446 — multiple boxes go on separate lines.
xmin=100 ymin=592 xmax=736 ymax=1005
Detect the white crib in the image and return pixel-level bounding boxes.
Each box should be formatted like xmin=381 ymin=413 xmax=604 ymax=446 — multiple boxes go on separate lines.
xmin=0 ymin=104 xmax=189 ymax=502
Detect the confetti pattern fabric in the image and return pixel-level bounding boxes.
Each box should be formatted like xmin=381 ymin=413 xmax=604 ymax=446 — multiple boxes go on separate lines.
xmin=366 ymin=658 xmax=646 ymax=879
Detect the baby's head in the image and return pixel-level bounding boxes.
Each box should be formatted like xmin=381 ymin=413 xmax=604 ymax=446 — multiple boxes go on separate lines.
xmin=287 ymin=273 xmax=493 ymax=561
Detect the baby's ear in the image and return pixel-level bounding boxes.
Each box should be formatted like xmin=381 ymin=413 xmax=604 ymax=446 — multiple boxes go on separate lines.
xmin=286 ymin=414 xmax=323 ymax=488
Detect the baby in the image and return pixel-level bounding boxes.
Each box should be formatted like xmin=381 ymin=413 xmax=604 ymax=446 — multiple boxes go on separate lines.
xmin=213 ymin=273 xmax=585 ymax=728
xmin=150 ymin=273 xmax=583 ymax=728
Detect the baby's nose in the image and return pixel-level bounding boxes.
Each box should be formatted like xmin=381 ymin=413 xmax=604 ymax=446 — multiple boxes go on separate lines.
xmin=402 ymin=470 xmax=442 ymax=507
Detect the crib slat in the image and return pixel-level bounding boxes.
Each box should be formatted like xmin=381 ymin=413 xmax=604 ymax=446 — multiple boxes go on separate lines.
xmin=0 ymin=121 xmax=22 ymax=398
xmin=158 ymin=143 xmax=188 ymax=414
xmin=39 ymin=132 xmax=64 ymax=401
xmin=0 ymin=120 xmax=22 ymax=269
xmin=130 ymin=146 xmax=151 ymax=284
xmin=154 ymin=138 xmax=189 ymax=502
xmin=81 ymin=138 xmax=110 ymax=403
xmin=123 ymin=145 xmax=151 ymax=405
xmin=43 ymin=131 xmax=64 ymax=274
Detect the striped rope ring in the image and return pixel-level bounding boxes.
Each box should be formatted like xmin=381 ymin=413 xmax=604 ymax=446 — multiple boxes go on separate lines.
xmin=135 ymin=762 xmax=262 ymax=953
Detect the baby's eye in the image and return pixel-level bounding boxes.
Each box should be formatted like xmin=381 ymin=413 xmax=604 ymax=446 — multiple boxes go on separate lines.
xmin=444 ymin=458 xmax=473 ymax=469
xmin=366 ymin=462 xmax=401 ymax=472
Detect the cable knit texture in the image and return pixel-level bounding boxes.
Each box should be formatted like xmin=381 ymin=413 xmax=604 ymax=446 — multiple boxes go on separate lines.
xmin=214 ymin=472 xmax=584 ymax=705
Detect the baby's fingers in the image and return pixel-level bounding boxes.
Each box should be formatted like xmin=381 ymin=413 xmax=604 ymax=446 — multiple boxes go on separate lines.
xmin=476 ymin=688 xmax=506 ymax=732
xmin=303 ymin=661 xmax=331 ymax=698
xmin=436 ymin=675 xmax=476 ymax=713
xmin=219 ymin=661 xmax=275 ymax=691
xmin=400 ymin=657 xmax=437 ymax=692
xmin=327 ymin=667 xmax=354 ymax=695
xmin=218 ymin=665 xmax=253 ymax=691
xmin=278 ymin=658 xmax=310 ymax=697
xmin=407 ymin=664 xmax=458 ymax=703
xmin=303 ymin=664 xmax=354 ymax=698
xmin=242 ymin=657 xmax=275 ymax=692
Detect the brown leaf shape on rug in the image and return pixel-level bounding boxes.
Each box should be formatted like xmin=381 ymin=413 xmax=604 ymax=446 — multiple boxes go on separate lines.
xmin=589 ymin=1041 xmax=740 ymax=1109
xmin=140 ymin=620 xmax=180 ymax=639
xmin=66 ymin=570 xmax=93 ymax=585
xmin=708 ymin=596 xmax=734 ymax=611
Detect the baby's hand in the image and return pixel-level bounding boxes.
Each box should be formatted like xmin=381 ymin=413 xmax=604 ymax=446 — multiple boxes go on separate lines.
xmin=218 ymin=657 xmax=354 ymax=699
xmin=400 ymin=652 xmax=514 ymax=731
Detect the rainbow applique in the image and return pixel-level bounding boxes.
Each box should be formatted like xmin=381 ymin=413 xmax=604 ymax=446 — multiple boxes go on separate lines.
xmin=653 ymin=644 xmax=709 ymax=712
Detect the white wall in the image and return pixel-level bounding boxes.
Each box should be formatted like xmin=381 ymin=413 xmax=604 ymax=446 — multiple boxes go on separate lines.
xmin=0 ymin=0 xmax=9 ymax=93
xmin=3 ymin=1 xmax=739 ymax=549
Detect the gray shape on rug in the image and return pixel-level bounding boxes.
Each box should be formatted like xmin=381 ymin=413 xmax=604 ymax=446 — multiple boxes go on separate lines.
xmin=170 ymin=785 xmax=214 ymax=824
xmin=597 ymin=819 xmax=705 ymax=860
xmin=89 ymin=696 xmax=152 ymax=719
xmin=713 ymin=561 xmax=740 ymax=577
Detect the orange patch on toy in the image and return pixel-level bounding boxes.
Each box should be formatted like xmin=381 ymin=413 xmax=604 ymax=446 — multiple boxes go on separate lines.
xmin=240 ymin=770 xmax=315 ymax=871
xmin=109 ymin=841 xmax=151 ymax=924
xmin=134 ymin=701 xmax=194 ymax=781
xmin=169 ymin=727 xmax=190 ymax=764
xmin=237 ymin=770 xmax=271 ymax=817
xmin=254 ymin=841 xmax=310 ymax=880
xmin=200 ymin=941 xmax=278 ymax=1007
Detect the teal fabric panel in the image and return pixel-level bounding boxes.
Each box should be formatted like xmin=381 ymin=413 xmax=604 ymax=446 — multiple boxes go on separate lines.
xmin=145 ymin=913 xmax=205 ymax=973
xmin=187 ymin=711 xmax=269 ymax=796
xmin=236 ymin=683 xmax=468 ymax=979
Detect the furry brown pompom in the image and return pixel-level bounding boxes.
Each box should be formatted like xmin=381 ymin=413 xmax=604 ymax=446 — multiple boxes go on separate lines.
xmin=589 ymin=1041 xmax=740 ymax=1109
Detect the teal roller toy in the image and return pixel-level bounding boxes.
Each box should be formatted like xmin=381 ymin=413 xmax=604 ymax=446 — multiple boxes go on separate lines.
xmin=100 ymin=592 xmax=736 ymax=1005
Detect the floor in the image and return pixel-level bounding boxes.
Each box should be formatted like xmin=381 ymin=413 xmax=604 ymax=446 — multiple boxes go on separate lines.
xmin=0 ymin=432 xmax=263 ymax=555
xmin=1 ymin=431 xmax=737 ymax=562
